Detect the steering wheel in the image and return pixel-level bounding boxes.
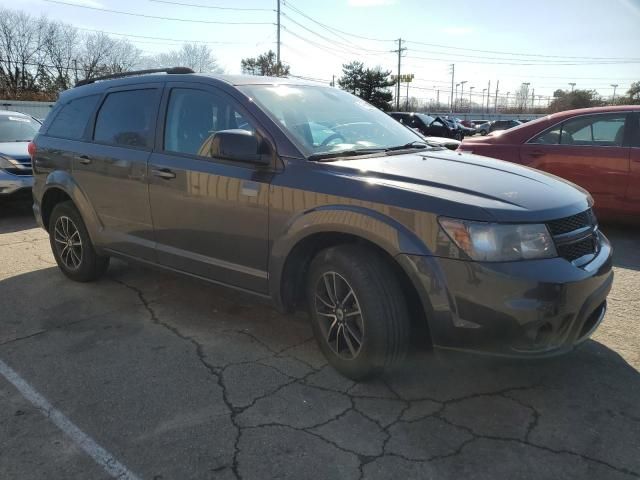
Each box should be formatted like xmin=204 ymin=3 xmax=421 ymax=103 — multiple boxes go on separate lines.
xmin=320 ymin=132 xmax=346 ymax=146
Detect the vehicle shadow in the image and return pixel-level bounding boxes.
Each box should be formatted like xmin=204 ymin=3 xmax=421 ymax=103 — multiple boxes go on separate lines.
xmin=2 ymin=262 xmax=639 ymax=476
xmin=600 ymin=222 xmax=640 ymax=271
xmin=0 ymin=197 xmax=37 ymax=234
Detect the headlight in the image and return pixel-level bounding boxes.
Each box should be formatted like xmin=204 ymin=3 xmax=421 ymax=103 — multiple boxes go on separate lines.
xmin=0 ymin=155 xmax=15 ymax=169
xmin=439 ymin=217 xmax=557 ymax=261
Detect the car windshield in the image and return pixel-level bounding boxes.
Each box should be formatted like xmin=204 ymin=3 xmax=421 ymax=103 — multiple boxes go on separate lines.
xmin=238 ymin=84 xmax=425 ymax=158
xmin=416 ymin=113 xmax=435 ymax=125
xmin=0 ymin=115 xmax=40 ymax=142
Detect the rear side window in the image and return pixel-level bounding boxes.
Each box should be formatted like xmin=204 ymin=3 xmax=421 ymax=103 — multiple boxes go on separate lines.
xmin=47 ymin=95 xmax=100 ymax=140
xmin=94 ymin=89 xmax=157 ymax=149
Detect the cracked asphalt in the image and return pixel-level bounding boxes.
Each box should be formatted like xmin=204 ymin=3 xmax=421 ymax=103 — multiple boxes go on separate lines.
xmin=1 ymin=198 xmax=639 ymax=480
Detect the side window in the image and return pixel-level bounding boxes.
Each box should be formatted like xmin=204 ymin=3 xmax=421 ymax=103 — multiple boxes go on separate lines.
xmin=529 ymin=124 xmax=562 ymax=145
xmin=164 ymin=88 xmax=256 ymax=158
xmin=560 ymin=115 xmax=626 ymax=146
xmin=93 ymin=89 xmax=157 ymax=148
xmin=47 ymin=95 xmax=100 ymax=140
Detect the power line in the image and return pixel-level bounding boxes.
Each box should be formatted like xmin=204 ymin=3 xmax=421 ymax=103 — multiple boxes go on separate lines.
xmin=147 ymin=0 xmax=274 ymax=11
xmin=75 ymin=28 xmax=248 ymax=46
xmin=42 ymin=0 xmax=275 ymax=25
xmin=404 ymin=41 xmax=640 ymax=62
xmin=405 ymin=54 xmax=640 ymax=66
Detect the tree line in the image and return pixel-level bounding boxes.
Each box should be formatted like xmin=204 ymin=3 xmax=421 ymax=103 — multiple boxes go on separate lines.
xmin=0 ymin=7 xmax=221 ymax=100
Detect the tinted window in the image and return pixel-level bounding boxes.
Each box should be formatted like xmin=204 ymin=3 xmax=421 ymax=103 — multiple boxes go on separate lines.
xmin=0 ymin=114 xmax=40 ymax=142
xmin=94 ymin=89 xmax=157 ymax=148
xmin=560 ymin=115 xmax=626 ymax=146
xmin=47 ymin=95 xmax=99 ymax=140
xmin=164 ymin=88 xmax=255 ymax=157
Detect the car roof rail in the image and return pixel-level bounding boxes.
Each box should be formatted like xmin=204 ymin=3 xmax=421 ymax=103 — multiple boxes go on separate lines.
xmin=75 ymin=67 xmax=195 ymax=87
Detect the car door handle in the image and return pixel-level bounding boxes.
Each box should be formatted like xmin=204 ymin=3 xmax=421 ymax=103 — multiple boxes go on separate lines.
xmin=78 ymin=155 xmax=92 ymax=165
xmin=528 ymin=151 xmax=546 ymax=158
xmin=151 ymin=168 xmax=176 ymax=180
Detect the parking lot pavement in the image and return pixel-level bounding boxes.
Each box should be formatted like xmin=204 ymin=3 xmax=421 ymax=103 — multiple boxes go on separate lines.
xmin=1 ymin=199 xmax=639 ymax=480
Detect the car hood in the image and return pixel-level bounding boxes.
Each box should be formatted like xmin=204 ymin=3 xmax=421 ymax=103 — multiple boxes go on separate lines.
xmin=328 ymin=149 xmax=590 ymax=223
xmin=0 ymin=142 xmax=30 ymax=161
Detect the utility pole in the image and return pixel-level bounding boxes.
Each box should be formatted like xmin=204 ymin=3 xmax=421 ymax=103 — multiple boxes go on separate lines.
xmin=568 ymin=82 xmax=575 ymax=92
xmin=459 ymin=80 xmax=467 ymax=112
xmin=276 ymin=0 xmax=281 ymax=70
xmin=486 ymin=80 xmax=491 ymax=114
xmin=331 ymin=74 xmax=335 ymax=87
xmin=406 ymin=80 xmax=410 ymax=111
xmin=494 ymin=80 xmax=499 ymax=113
xmin=469 ymin=86 xmax=474 ymax=112
xmin=531 ymin=88 xmax=535 ymax=111
xmin=481 ymin=88 xmax=486 ymax=110
xmin=393 ymin=38 xmax=407 ymax=110
xmin=449 ymin=64 xmax=455 ymax=113
xmin=455 ymin=83 xmax=459 ymax=111
xmin=611 ymin=84 xmax=618 ymax=103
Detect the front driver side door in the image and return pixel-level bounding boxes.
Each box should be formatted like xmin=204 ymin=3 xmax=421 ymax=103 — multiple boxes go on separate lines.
xmin=521 ymin=113 xmax=630 ymax=213
xmin=148 ymin=83 xmax=273 ymax=294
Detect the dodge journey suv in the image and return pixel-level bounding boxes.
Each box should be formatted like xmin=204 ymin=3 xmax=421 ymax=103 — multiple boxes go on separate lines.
xmin=30 ymin=68 xmax=613 ymax=380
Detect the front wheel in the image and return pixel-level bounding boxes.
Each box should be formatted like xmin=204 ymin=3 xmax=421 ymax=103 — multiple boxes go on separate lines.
xmin=49 ymin=201 xmax=110 ymax=282
xmin=306 ymin=245 xmax=410 ymax=380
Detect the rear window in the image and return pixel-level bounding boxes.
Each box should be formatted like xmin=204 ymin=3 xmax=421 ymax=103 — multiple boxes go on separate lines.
xmin=47 ymin=95 xmax=100 ymax=140
xmin=93 ymin=89 xmax=157 ymax=149
xmin=0 ymin=115 xmax=40 ymax=142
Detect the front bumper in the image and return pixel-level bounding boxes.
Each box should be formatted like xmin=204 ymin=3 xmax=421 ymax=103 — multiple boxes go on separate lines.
xmin=0 ymin=170 xmax=33 ymax=196
xmin=399 ymin=232 xmax=613 ymax=358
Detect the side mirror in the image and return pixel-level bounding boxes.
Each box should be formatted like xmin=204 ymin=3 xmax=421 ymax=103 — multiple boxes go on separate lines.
xmin=210 ymin=129 xmax=271 ymax=165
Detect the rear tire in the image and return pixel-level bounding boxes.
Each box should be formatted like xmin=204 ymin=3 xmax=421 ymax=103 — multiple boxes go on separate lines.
xmin=48 ymin=201 xmax=109 ymax=282
xmin=306 ymin=245 xmax=410 ymax=380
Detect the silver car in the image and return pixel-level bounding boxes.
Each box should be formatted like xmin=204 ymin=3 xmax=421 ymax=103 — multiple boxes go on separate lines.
xmin=0 ymin=110 xmax=39 ymax=197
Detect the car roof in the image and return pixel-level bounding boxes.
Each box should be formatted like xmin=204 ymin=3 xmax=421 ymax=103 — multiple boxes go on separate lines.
xmin=59 ymin=73 xmax=324 ymax=102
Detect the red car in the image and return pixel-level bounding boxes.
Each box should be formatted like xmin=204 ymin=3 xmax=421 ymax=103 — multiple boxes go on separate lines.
xmin=459 ymin=106 xmax=640 ymax=221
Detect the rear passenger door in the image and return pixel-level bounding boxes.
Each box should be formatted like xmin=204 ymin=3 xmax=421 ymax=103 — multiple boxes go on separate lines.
xmin=148 ymin=83 xmax=273 ymax=294
xmin=74 ymin=84 xmax=161 ymax=260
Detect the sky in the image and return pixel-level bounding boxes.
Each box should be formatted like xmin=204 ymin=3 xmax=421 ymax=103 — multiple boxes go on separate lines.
xmin=4 ymin=0 xmax=640 ymax=107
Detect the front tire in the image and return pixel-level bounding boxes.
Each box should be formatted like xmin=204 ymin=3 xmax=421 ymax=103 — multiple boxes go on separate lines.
xmin=49 ymin=201 xmax=109 ymax=282
xmin=306 ymin=245 xmax=410 ymax=380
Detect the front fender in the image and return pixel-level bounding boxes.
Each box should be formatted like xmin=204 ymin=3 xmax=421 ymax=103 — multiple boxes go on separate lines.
xmin=269 ymin=204 xmax=434 ymax=309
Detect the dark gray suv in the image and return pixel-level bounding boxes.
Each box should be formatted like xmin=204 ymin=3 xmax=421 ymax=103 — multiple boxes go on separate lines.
xmin=30 ymin=69 xmax=613 ymax=380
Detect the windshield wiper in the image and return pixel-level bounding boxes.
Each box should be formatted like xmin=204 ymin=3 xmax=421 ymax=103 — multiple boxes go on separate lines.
xmin=308 ymin=148 xmax=386 ymax=162
xmin=384 ymin=141 xmax=430 ymax=151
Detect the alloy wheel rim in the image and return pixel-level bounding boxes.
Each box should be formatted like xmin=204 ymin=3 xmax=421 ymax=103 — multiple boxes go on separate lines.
xmin=314 ymin=271 xmax=364 ymax=360
xmin=54 ymin=216 xmax=83 ymax=270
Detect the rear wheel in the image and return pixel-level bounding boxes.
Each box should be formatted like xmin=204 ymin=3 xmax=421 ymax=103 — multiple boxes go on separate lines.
xmin=49 ymin=201 xmax=109 ymax=282
xmin=306 ymin=245 xmax=410 ymax=380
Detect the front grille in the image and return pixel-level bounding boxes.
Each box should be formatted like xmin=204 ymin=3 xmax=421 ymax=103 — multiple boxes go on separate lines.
xmin=547 ymin=209 xmax=594 ymax=236
xmin=557 ymin=236 xmax=596 ymax=262
xmin=547 ymin=209 xmax=598 ymax=262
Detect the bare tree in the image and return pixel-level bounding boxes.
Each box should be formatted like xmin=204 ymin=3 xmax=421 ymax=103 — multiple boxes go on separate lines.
xmin=144 ymin=44 xmax=222 ymax=73
xmin=0 ymin=8 xmax=49 ymax=97
xmin=514 ymin=84 xmax=530 ymax=112
xmin=77 ymin=33 xmax=141 ymax=81
xmin=44 ymin=20 xmax=79 ymax=90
